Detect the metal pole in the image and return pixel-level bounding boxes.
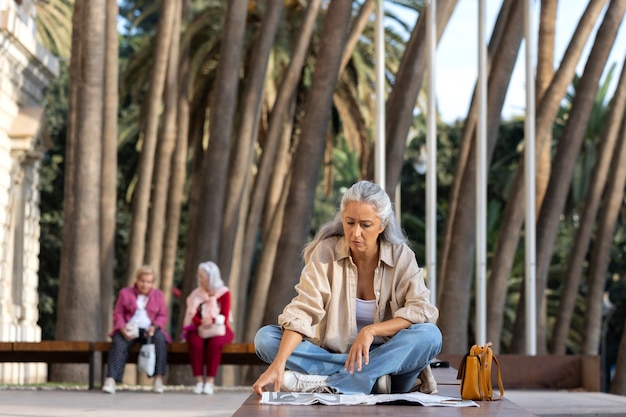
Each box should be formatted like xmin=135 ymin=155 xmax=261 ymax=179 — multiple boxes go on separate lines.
xmin=375 ymin=0 xmax=386 ymax=190
xmin=426 ymin=0 xmax=437 ymax=305
xmin=524 ymin=0 xmax=537 ymax=356
xmin=476 ymin=0 xmax=488 ymax=346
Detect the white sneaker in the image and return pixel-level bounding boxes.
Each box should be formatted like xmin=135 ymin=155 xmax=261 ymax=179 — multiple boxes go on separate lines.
xmin=374 ymin=374 xmax=391 ymax=394
xmin=193 ymin=382 xmax=204 ymax=394
xmin=153 ymin=378 xmax=164 ymax=394
xmin=281 ymin=370 xmax=335 ymax=393
xmin=102 ymin=377 xmax=116 ymax=394
xmin=203 ymin=382 xmax=214 ymax=395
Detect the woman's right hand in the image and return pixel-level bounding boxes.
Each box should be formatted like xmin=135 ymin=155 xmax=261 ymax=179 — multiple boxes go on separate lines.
xmin=252 ymin=329 xmax=302 ymax=395
xmin=120 ymin=326 xmax=132 ymax=340
xmin=252 ymin=363 xmax=284 ymax=395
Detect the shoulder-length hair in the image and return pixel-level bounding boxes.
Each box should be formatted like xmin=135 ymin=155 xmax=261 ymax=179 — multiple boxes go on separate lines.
xmin=303 ymin=180 xmax=407 ymax=261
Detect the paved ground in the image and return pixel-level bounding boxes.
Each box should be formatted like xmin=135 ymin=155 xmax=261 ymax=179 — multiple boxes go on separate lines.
xmin=506 ymin=390 xmax=626 ymax=417
xmin=2 ymin=385 xmax=626 ymax=416
xmin=0 ymin=385 xmax=251 ymax=417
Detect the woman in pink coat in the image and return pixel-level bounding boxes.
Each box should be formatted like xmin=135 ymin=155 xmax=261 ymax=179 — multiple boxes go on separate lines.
xmin=181 ymin=261 xmax=234 ymax=395
xmin=103 ymin=265 xmax=171 ymax=394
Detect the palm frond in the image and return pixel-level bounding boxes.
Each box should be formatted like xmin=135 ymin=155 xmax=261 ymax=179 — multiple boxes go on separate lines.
xmin=34 ymin=0 xmax=74 ymax=58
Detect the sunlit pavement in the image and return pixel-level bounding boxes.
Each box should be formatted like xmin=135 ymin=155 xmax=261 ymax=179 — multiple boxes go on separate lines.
xmin=0 ymin=385 xmax=252 ymax=417
xmin=2 ymin=386 xmax=626 ymax=416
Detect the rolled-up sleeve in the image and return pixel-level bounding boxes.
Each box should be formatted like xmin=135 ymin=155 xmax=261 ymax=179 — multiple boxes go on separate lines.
xmin=278 ymin=245 xmax=333 ymax=340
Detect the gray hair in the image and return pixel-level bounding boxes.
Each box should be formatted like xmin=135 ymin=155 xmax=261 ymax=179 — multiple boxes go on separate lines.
xmin=303 ymin=180 xmax=407 ymax=261
xmin=198 ymin=261 xmax=225 ymax=292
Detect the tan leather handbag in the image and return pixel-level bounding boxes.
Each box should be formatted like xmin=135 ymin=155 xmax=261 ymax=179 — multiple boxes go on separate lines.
xmin=457 ymin=342 xmax=504 ymax=401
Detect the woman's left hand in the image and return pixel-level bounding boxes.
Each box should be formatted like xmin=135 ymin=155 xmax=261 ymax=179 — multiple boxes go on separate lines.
xmin=344 ymin=326 xmax=375 ymax=374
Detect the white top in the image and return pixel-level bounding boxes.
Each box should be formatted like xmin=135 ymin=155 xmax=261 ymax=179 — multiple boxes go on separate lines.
xmin=130 ymin=294 xmax=151 ymax=328
xmin=356 ymin=298 xmax=383 ymax=344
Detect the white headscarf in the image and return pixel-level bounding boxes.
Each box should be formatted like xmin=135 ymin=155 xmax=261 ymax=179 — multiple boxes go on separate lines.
xmin=198 ymin=261 xmax=225 ymax=292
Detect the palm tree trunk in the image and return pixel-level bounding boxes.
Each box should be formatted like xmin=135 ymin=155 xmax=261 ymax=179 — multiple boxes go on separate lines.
xmin=382 ymin=0 xmax=458 ymax=200
xmin=532 ymin=0 xmax=625 ymax=354
xmin=339 ymin=0 xmax=376 ymax=74
xmin=124 ymin=0 xmax=177 ymax=285
xmin=57 ymin=0 xmax=83 ymax=343
xmin=485 ymin=0 xmax=555 ymax=353
xmin=147 ymin=0 xmax=182 ymax=289
xmin=218 ymin=0 xmax=284 ymax=285
xmin=191 ymin=0 xmax=248 ymax=271
xmin=534 ymin=0 xmax=557 ymax=214
xmin=245 ymin=165 xmax=293 ymax=336
xmin=161 ymin=0 xmax=191 ymax=332
xmin=554 ymin=56 xmax=626 ymax=354
xmin=263 ymin=0 xmax=354 ymax=323
xmin=438 ymin=0 xmax=524 ymax=354
xmin=100 ymin=0 xmax=119 ymax=339
xmin=489 ymin=0 xmax=608 ymax=353
xmin=239 ymin=0 xmax=322 ymax=333
xmin=437 ymin=0 xmax=513 ymax=298
xmin=585 ymin=106 xmax=626 ymax=356
xmin=439 ymin=0 xmax=514 ymax=303
xmin=54 ymin=0 xmax=105 ymax=382
xmin=179 ymin=98 xmax=211 ymax=326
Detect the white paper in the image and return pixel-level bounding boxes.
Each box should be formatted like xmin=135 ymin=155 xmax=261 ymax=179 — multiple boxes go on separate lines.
xmin=260 ymin=391 xmax=478 ymax=407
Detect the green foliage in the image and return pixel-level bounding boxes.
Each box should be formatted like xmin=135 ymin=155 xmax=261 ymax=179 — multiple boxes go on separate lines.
xmin=310 ymin=135 xmax=360 ymax=239
xmin=38 ymin=63 xmax=70 ymax=339
xmin=34 ymin=0 xmax=74 ymax=58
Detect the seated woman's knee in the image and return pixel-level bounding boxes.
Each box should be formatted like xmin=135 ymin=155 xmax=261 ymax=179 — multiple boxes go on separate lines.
xmin=254 ymin=325 xmax=279 ymax=352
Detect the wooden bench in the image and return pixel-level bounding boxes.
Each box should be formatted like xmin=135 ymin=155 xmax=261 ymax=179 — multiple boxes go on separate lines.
xmin=0 ymin=341 xmax=262 ymax=390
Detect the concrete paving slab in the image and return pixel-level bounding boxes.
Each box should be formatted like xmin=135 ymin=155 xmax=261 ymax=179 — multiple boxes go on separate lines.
xmin=2 ymin=386 xmax=626 ymax=417
xmin=0 ymin=385 xmax=251 ymax=417
xmin=506 ymin=390 xmax=626 ymax=417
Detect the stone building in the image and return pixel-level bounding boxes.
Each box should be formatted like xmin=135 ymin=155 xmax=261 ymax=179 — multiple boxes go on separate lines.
xmin=0 ymin=0 xmax=59 ymax=383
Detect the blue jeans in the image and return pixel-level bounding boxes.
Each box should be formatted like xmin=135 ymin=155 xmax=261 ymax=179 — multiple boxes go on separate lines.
xmin=254 ymin=323 xmax=442 ymax=394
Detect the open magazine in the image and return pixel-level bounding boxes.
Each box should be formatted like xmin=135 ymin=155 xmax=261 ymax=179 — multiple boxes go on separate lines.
xmin=260 ymin=391 xmax=478 ymax=407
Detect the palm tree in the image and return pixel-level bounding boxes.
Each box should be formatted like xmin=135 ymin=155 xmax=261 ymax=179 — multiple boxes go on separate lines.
xmin=520 ymin=0 xmax=626 ymax=353
xmin=552 ymin=62 xmax=625 ymax=354
xmin=123 ymin=0 xmax=177 ymax=285
xmin=100 ymin=0 xmax=119 ymax=339
xmin=54 ymin=0 xmax=105 ymax=382
xmin=240 ymin=0 xmax=323 ymax=343
xmin=263 ymin=0 xmax=356 ymax=323
xmin=183 ymin=0 xmax=249 ymax=292
xmin=218 ymin=0 xmax=285 ymax=294
xmin=160 ymin=0 xmax=191 ymax=333
xmin=486 ymin=0 xmax=557 ymax=353
xmin=34 ymin=0 xmax=74 ymax=58
xmin=595 ymin=96 xmax=626 ymax=393
xmin=380 ymin=0 xmax=459 ymax=199
xmin=437 ymin=0 xmax=525 ymax=353
xmin=146 ymin=0 xmax=182 ymax=310
xmin=481 ymin=0 xmax=608 ymax=354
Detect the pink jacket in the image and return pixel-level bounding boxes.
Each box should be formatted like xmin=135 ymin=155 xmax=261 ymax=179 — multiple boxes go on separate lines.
xmin=110 ymin=285 xmax=172 ymax=343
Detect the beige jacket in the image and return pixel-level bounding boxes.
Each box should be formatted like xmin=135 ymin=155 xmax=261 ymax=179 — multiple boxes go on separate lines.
xmin=278 ymin=236 xmax=439 ymax=353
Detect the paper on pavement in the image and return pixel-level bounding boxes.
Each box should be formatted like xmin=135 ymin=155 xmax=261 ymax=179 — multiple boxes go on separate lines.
xmin=260 ymin=391 xmax=478 ymax=407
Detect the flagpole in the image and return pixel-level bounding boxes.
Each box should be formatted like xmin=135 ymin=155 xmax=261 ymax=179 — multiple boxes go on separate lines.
xmin=476 ymin=0 xmax=488 ymax=346
xmin=375 ymin=0 xmax=386 ymax=190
